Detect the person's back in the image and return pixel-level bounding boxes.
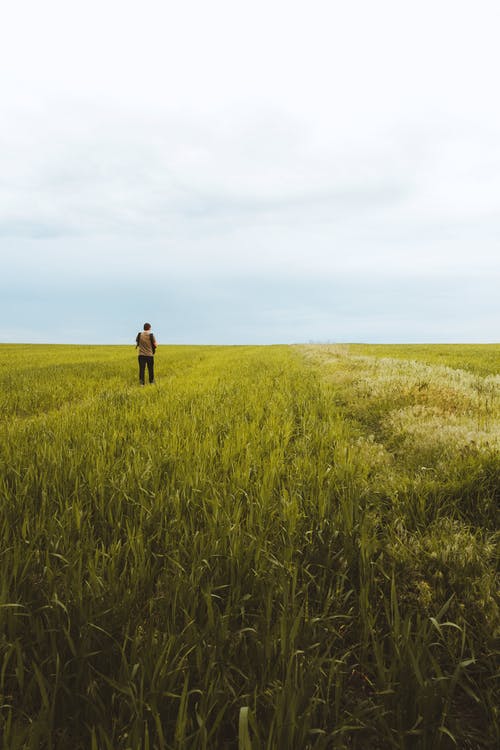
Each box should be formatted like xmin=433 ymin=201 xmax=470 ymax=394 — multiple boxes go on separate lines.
xmin=137 ymin=330 xmax=156 ymax=357
xmin=135 ymin=323 xmax=157 ymax=385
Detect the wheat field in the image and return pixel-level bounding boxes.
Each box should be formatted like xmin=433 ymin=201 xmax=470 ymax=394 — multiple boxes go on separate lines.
xmin=0 ymin=343 xmax=498 ymax=749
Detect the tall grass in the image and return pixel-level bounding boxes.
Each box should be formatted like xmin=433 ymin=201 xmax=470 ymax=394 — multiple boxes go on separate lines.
xmin=0 ymin=344 xmax=498 ymax=748
xmin=347 ymin=343 xmax=500 ymax=377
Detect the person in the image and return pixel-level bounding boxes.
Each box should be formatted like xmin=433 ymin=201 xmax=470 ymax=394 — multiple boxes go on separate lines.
xmin=135 ymin=323 xmax=157 ymax=385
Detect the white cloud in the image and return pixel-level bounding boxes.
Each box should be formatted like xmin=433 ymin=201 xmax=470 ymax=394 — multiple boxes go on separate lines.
xmin=1 ymin=1 xmax=499 ymax=341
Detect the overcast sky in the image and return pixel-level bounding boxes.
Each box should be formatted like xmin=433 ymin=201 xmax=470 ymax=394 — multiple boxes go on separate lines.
xmin=1 ymin=0 xmax=499 ymax=343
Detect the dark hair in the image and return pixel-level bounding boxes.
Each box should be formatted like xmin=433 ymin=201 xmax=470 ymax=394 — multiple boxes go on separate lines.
xmin=143 ymin=323 xmax=151 ymax=330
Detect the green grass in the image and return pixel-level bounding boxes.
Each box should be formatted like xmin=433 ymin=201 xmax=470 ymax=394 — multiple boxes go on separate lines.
xmin=0 ymin=344 xmax=498 ymax=749
xmin=347 ymin=343 xmax=500 ymax=376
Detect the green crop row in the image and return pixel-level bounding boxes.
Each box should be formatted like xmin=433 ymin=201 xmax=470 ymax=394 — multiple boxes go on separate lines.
xmin=346 ymin=343 xmax=500 ymax=376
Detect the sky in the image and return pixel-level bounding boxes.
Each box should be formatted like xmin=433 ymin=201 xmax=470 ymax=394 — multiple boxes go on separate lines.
xmin=1 ymin=0 xmax=499 ymax=344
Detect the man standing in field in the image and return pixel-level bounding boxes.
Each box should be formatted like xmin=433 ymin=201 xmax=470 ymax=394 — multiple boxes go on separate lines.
xmin=135 ymin=323 xmax=157 ymax=385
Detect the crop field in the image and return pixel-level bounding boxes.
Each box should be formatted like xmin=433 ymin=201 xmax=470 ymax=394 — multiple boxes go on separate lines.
xmin=0 ymin=343 xmax=499 ymax=749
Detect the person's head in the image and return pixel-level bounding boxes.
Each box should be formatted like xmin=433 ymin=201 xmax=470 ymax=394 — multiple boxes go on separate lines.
xmin=143 ymin=323 xmax=151 ymax=331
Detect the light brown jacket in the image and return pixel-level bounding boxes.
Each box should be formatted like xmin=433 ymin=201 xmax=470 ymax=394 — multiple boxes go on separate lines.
xmin=137 ymin=331 xmax=156 ymax=356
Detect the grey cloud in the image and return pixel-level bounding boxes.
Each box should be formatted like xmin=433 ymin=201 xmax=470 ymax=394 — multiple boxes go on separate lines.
xmin=0 ymin=220 xmax=77 ymax=239
xmin=3 ymin=100 xmax=498 ymax=249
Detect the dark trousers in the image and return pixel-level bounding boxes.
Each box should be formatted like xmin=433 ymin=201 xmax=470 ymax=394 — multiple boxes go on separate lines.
xmin=138 ymin=355 xmax=155 ymax=384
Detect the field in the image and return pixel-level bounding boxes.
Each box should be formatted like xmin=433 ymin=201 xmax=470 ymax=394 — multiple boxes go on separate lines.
xmin=0 ymin=343 xmax=499 ymax=749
